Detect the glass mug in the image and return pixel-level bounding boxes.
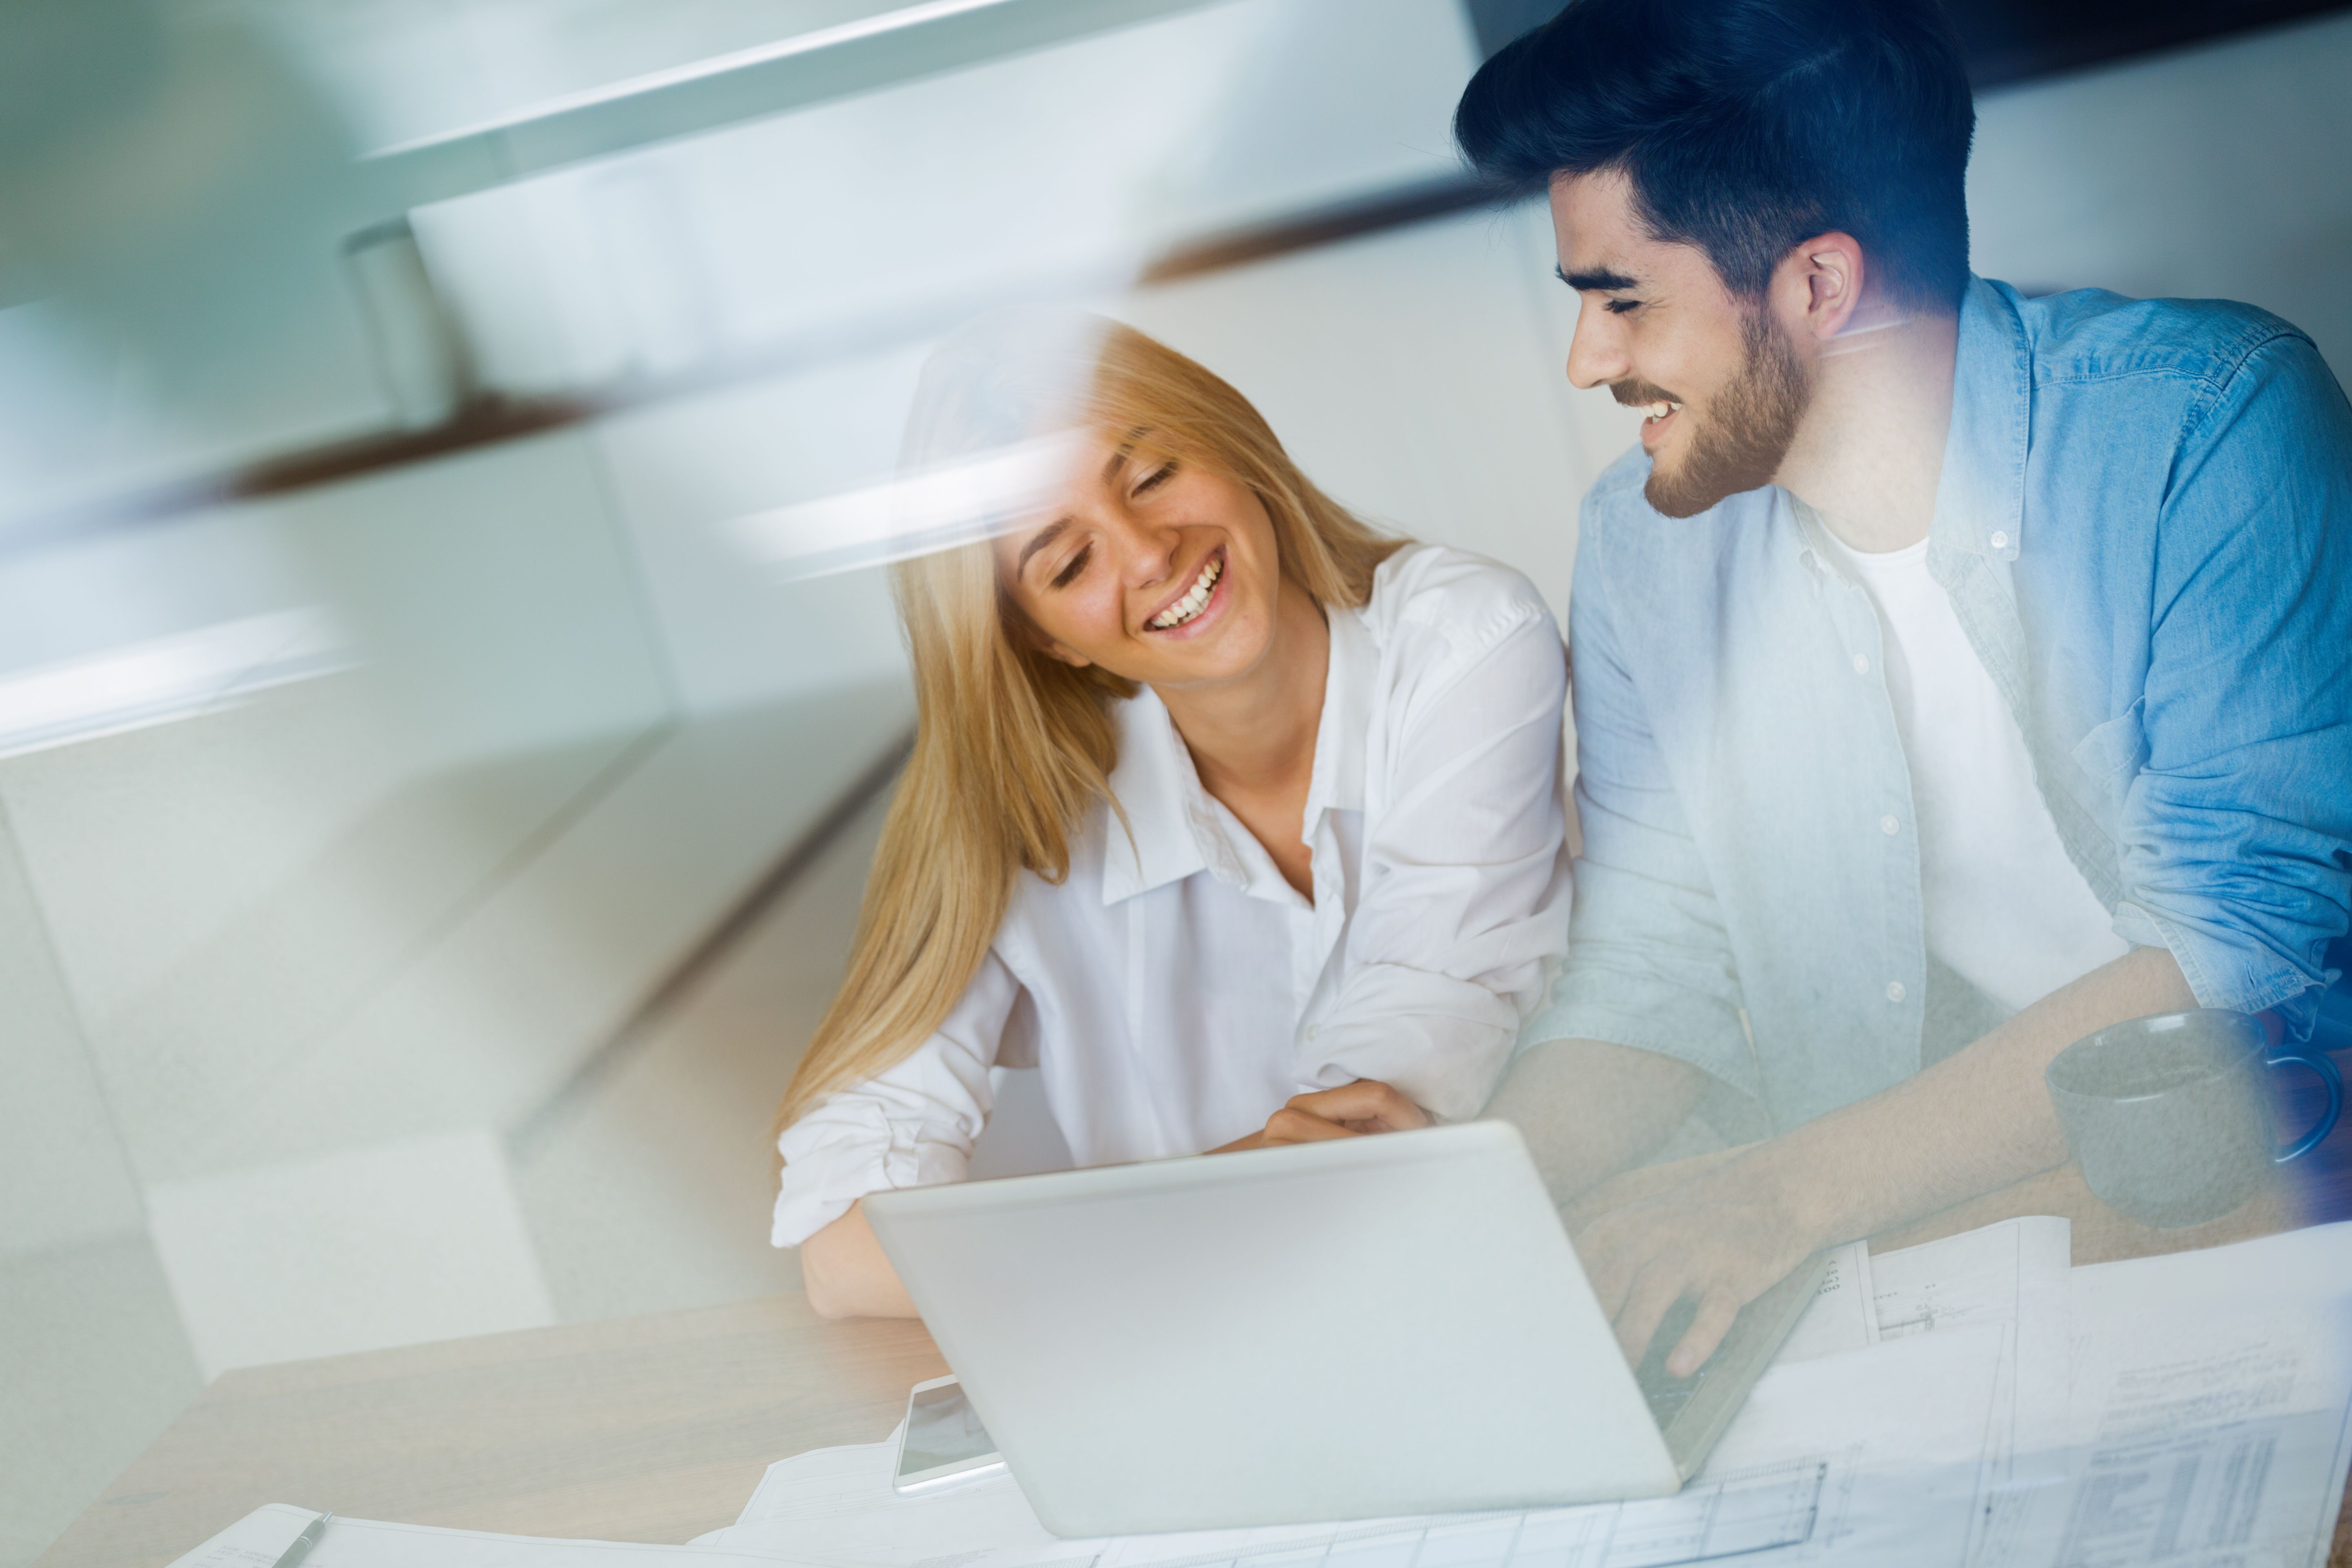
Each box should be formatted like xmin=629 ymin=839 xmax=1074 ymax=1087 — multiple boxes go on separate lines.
xmin=2046 ymin=1009 xmax=2343 ymax=1229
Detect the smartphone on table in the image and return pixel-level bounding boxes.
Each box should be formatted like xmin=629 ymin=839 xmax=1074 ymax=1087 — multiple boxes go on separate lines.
xmin=892 ymin=1374 xmax=1007 ymax=1494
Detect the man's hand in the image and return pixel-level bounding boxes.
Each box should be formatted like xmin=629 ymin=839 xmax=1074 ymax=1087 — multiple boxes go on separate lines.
xmin=1568 ymin=947 xmax=2198 ymax=1376
xmin=1210 ymin=1080 xmax=1430 ymax=1152
xmin=1571 ymin=1156 xmax=1820 ymax=1378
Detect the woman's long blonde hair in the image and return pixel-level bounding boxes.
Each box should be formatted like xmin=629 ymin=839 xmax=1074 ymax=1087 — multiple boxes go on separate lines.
xmin=775 ymin=313 xmax=1405 ymax=1136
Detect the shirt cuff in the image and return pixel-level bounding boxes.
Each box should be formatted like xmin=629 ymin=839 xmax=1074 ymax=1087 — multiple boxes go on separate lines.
xmin=2113 ymin=899 xmax=2325 ymax=1035
xmin=1302 ymin=971 xmax=1524 ymax=1124
xmin=771 ymin=1098 xmax=973 ymax=1248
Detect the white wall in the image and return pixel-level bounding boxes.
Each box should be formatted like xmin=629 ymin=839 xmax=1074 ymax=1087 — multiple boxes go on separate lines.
xmin=1969 ymin=10 xmax=2352 ymax=375
xmin=413 ymin=0 xmax=1483 ymax=396
xmin=412 ymin=0 xmax=1489 ymax=720
xmin=591 ymin=350 xmax=926 ymax=713
xmin=0 ymin=434 xmax=671 ymax=1114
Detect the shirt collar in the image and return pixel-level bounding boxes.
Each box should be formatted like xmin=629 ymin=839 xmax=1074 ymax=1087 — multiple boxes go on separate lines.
xmin=1783 ymin=275 xmax=2031 ymax=582
xmin=1099 ymin=686 xmax=1215 ymax=905
xmin=1931 ymin=276 xmax=2032 ymax=565
xmin=1097 ymin=599 xmax=1373 ymax=906
xmin=1303 ymin=601 xmax=1372 ymax=822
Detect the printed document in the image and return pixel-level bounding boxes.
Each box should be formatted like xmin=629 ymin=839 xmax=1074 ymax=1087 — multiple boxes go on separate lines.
xmin=1868 ymin=1216 xmax=2073 ymax=1559
xmin=2000 ymin=1223 xmax=2352 ymax=1568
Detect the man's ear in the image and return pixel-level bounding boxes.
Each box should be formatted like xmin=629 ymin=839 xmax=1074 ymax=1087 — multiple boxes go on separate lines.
xmin=1777 ymin=231 xmax=1866 ymax=343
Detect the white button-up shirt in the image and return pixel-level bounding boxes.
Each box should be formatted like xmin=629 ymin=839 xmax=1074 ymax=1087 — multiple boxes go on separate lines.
xmin=772 ymin=545 xmax=1570 ymax=1246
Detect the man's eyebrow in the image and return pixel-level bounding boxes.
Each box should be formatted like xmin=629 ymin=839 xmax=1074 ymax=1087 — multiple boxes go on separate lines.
xmin=1015 ymin=517 xmax=1070 ymax=576
xmin=1558 ymin=265 xmax=1640 ymax=291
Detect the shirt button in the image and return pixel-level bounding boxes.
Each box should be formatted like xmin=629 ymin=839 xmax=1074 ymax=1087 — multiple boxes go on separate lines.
xmin=1886 ymin=981 xmax=1907 ymax=1003
xmin=1852 ymin=653 xmax=1870 ymax=675
xmin=1880 ymin=814 xmax=1900 ymax=835
xmin=1991 ymin=530 xmax=2010 ymax=550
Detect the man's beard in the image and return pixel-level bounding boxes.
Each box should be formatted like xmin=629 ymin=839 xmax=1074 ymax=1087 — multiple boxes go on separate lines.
xmin=1626 ymin=311 xmax=1811 ymax=520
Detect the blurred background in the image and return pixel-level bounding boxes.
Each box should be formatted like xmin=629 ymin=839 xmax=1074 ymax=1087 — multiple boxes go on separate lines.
xmin=2 ymin=0 xmax=2349 ymax=1558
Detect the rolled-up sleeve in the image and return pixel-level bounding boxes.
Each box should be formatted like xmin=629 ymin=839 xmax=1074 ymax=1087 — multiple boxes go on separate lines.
xmin=2107 ymin=333 xmax=2352 ymax=1036
xmin=1302 ymin=588 xmax=1572 ymax=1123
xmin=770 ymin=951 xmax=1020 ymax=1246
xmin=1519 ymin=516 xmax=1757 ymax=1099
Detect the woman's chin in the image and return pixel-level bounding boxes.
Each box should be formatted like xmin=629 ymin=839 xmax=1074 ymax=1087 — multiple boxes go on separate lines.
xmin=1142 ymin=614 xmax=1281 ymax=690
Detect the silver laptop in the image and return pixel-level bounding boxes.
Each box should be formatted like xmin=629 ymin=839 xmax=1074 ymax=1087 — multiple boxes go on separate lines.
xmin=863 ymin=1120 xmax=1825 ymax=1537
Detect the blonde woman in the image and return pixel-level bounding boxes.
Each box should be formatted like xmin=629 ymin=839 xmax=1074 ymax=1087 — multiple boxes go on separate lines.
xmin=775 ymin=313 xmax=1570 ymax=1318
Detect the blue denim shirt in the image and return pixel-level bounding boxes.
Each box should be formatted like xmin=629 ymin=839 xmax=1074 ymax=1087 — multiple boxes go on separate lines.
xmin=1524 ymin=276 xmax=2352 ymax=1135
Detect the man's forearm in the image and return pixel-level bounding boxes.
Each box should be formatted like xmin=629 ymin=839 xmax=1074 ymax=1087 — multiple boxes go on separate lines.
xmin=1482 ymin=1037 xmax=1711 ymax=1205
xmin=1748 ymin=944 xmax=2197 ymax=1245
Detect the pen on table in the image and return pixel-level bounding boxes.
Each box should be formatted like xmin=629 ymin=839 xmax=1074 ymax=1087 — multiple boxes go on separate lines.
xmin=270 ymin=1511 xmax=332 ymax=1568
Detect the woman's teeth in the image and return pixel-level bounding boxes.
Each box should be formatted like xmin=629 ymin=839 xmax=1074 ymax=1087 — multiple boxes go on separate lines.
xmin=1148 ymin=554 xmax=1223 ymax=630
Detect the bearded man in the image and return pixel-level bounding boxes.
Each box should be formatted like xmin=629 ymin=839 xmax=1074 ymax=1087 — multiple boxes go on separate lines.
xmin=1455 ymin=0 xmax=2352 ymax=1378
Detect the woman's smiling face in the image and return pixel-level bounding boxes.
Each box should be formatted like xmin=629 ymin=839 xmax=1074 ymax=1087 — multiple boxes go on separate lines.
xmin=995 ymin=428 xmax=1285 ymax=692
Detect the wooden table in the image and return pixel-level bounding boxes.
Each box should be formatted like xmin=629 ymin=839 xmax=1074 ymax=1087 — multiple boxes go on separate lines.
xmin=37 ymin=1294 xmax=947 ymax=1566
xmin=35 ymin=1169 xmax=2352 ymax=1568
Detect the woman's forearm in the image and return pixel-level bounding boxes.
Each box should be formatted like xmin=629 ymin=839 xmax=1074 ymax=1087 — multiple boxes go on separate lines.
xmin=799 ymin=1201 xmax=920 ymax=1320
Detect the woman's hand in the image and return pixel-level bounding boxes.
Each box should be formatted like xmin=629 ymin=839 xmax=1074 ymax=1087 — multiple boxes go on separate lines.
xmin=1211 ymin=1080 xmax=1431 ymax=1151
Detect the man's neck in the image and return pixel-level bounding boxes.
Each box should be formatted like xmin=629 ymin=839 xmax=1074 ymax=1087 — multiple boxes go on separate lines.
xmin=1773 ymin=302 xmax=1960 ymax=554
xmin=1155 ymin=577 xmax=1330 ymax=802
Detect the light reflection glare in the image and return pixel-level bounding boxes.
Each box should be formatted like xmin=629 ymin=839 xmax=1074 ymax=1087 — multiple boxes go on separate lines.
xmin=724 ymin=430 xmax=1087 ymax=579
xmin=0 ymin=605 xmax=350 ymax=760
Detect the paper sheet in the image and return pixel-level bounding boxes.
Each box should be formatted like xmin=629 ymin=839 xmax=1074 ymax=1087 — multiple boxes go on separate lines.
xmin=1775 ymin=1241 xmax=1880 ymax=1364
xmin=1867 ymin=1215 xmax=2074 ymax=1560
xmin=700 ymin=1327 xmax=2012 ymax=1568
xmin=2001 ymin=1223 xmax=2352 ymax=1568
xmin=716 ymin=1423 xmax=1064 ymax=1564
xmin=706 ymin=1221 xmax=2352 ymax=1568
xmin=169 ymin=1503 xmax=822 ymax=1568
xmin=1870 ymin=1216 xmax=2070 ymax=1347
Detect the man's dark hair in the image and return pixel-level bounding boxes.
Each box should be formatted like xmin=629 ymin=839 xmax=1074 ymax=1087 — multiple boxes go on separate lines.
xmin=1455 ymin=0 xmax=1976 ymax=312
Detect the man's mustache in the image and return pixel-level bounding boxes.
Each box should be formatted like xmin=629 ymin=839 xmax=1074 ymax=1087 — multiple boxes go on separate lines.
xmin=1610 ymin=379 xmax=1684 ymax=409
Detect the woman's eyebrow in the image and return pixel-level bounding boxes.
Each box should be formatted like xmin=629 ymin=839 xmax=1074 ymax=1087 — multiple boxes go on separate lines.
xmin=1015 ymin=518 xmax=1070 ymax=576
xmin=1102 ymin=426 xmax=1155 ymax=486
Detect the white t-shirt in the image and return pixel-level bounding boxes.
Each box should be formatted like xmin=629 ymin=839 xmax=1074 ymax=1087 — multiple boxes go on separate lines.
xmin=771 ymin=546 xmax=1572 ymax=1247
xmin=1815 ymin=529 xmax=2128 ymax=1016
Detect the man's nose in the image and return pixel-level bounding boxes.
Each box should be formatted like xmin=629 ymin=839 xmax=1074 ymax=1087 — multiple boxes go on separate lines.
xmin=1564 ymin=301 xmax=1626 ymax=391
